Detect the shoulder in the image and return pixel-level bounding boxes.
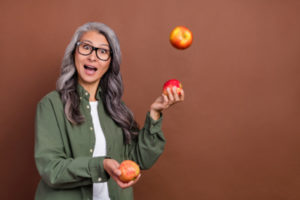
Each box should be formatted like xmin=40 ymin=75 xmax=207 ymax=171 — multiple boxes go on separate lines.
xmin=38 ymin=90 xmax=63 ymax=108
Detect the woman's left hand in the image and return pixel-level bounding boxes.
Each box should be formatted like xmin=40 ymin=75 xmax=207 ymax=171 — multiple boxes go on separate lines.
xmin=150 ymin=87 xmax=185 ymax=120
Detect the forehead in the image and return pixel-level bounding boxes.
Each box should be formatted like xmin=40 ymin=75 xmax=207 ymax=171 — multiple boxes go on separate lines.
xmin=80 ymin=31 xmax=109 ymax=47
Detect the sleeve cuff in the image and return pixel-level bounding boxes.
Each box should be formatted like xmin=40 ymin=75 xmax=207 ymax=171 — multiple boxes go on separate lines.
xmin=145 ymin=112 xmax=163 ymax=134
xmin=88 ymin=157 xmax=110 ymax=183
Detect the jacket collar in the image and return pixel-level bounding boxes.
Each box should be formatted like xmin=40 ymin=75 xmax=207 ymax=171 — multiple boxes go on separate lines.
xmin=77 ymin=83 xmax=102 ymax=101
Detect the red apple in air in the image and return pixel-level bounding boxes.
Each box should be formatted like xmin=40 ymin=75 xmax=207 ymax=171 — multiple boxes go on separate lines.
xmin=163 ymin=79 xmax=183 ymax=96
xmin=119 ymin=160 xmax=140 ymax=183
xmin=170 ymin=26 xmax=193 ymax=49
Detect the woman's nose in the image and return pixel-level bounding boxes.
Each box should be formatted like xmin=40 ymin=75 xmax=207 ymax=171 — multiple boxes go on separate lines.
xmin=88 ymin=49 xmax=97 ymax=61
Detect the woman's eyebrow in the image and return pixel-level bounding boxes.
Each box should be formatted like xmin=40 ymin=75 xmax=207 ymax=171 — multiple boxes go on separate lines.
xmin=97 ymin=44 xmax=110 ymax=50
xmin=82 ymin=40 xmax=109 ymax=48
xmin=81 ymin=39 xmax=93 ymax=44
xmin=99 ymin=44 xmax=109 ymax=47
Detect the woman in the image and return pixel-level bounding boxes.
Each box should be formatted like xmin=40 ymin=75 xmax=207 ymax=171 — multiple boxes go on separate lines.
xmin=34 ymin=22 xmax=184 ymax=200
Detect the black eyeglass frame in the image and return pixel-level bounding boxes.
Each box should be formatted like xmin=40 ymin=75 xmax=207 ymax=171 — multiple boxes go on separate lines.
xmin=76 ymin=41 xmax=112 ymax=61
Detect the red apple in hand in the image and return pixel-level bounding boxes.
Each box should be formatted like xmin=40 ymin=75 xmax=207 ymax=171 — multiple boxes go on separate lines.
xmin=170 ymin=26 xmax=193 ymax=49
xmin=163 ymin=79 xmax=183 ymax=96
xmin=119 ymin=160 xmax=140 ymax=183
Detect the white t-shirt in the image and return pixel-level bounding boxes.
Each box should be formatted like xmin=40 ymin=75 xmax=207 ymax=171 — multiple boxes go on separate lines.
xmin=90 ymin=101 xmax=110 ymax=200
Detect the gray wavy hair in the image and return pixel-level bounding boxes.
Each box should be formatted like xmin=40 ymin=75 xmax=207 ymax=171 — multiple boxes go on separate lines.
xmin=56 ymin=22 xmax=139 ymax=143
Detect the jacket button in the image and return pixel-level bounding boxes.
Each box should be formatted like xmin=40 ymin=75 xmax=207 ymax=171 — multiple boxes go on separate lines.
xmin=98 ymin=177 xmax=102 ymax=182
xmin=86 ymin=105 xmax=90 ymax=109
xmin=90 ymin=149 xmax=93 ymax=153
xmin=90 ymin=127 xmax=93 ymax=131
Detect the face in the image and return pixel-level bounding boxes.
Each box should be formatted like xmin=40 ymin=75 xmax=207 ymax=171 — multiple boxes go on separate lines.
xmin=74 ymin=30 xmax=111 ymax=89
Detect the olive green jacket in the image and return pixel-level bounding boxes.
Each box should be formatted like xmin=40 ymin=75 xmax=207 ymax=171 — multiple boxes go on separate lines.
xmin=34 ymin=85 xmax=166 ymax=200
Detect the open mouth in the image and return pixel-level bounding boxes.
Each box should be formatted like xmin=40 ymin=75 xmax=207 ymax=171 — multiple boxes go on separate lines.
xmin=84 ymin=65 xmax=97 ymax=71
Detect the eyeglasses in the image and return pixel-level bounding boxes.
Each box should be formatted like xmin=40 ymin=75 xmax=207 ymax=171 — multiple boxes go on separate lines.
xmin=76 ymin=41 xmax=112 ymax=61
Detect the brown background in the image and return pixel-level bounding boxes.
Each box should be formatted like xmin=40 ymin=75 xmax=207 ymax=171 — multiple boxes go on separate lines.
xmin=1 ymin=0 xmax=300 ymax=199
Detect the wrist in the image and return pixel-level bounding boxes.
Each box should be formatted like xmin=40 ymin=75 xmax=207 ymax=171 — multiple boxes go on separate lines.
xmin=150 ymin=109 xmax=161 ymax=121
xmin=103 ymin=157 xmax=111 ymax=169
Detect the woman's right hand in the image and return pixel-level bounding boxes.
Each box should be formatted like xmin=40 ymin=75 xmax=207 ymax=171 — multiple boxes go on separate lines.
xmin=103 ymin=158 xmax=141 ymax=189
